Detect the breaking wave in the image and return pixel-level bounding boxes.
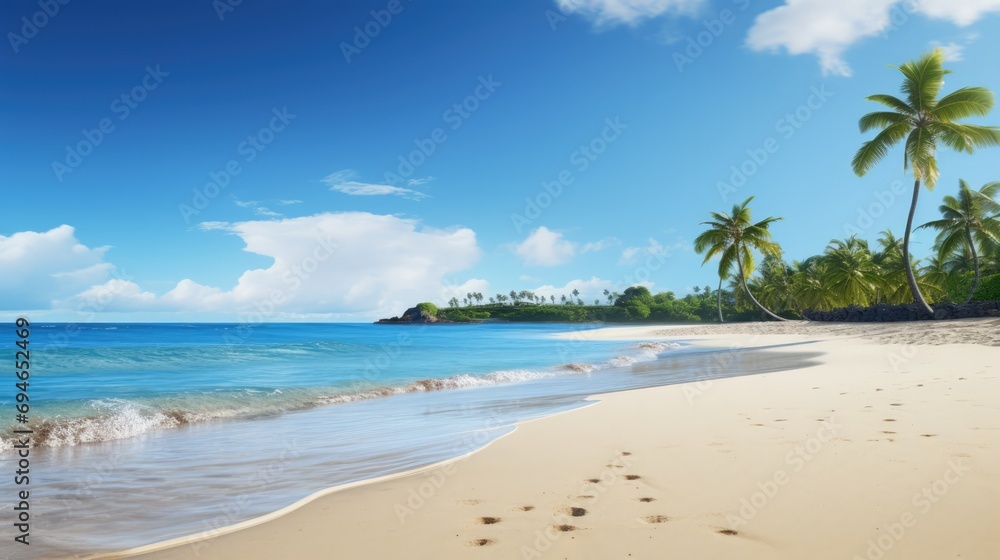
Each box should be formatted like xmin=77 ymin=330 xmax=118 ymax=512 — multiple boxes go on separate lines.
xmin=1 ymin=339 xmax=679 ymax=451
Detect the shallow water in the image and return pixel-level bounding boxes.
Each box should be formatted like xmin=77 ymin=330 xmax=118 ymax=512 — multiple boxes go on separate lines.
xmin=0 ymin=323 xmax=820 ymax=558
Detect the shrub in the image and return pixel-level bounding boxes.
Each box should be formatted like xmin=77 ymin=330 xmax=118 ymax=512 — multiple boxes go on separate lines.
xmin=972 ymin=273 xmax=1000 ymax=301
xmin=415 ymin=302 xmax=439 ymax=316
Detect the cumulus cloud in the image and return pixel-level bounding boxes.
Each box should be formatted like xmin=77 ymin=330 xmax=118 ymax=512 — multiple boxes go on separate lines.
xmin=746 ymin=0 xmax=1000 ymax=76
xmin=917 ymin=0 xmax=1000 ymax=25
xmin=323 ymin=170 xmax=428 ymax=200
xmin=746 ymin=0 xmax=897 ymax=77
xmin=55 ymin=213 xmax=482 ymax=319
xmin=513 ymin=227 xmax=577 ymax=266
xmin=0 ymin=225 xmax=115 ymax=309
xmin=555 ymin=0 xmax=705 ymax=26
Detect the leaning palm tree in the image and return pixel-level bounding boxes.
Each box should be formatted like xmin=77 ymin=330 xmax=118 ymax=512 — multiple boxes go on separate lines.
xmin=714 ymin=269 xmax=729 ymax=322
xmin=852 ymin=48 xmax=1000 ymax=315
xmin=694 ymin=196 xmax=787 ymax=321
xmin=918 ymin=180 xmax=1000 ymax=303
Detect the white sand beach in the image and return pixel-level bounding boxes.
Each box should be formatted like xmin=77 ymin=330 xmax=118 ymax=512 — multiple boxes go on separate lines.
xmin=115 ymin=319 xmax=1000 ymax=560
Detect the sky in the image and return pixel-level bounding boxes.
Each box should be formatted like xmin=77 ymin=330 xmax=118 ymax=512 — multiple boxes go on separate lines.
xmin=2 ymin=0 xmax=1000 ymax=322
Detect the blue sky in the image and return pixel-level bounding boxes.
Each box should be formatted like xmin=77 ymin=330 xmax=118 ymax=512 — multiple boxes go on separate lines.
xmin=2 ymin=0 xmax=1000 ymax=321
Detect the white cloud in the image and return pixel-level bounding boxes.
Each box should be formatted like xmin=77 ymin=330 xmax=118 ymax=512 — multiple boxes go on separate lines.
xmin=581 ymin=237 xmax=620 ymax=253
xmin=747 ymin=0 xmax=1000 ymax=76
xmin=323 ymin=170 xmax=428 ymax=200
xmin=233 ymin=197 xmax=258 ymax=208
xmin=619 ymin=237 xmax=682 ymax=264
xmin=532 ymin=277 xmax=618 ymax=303
xmin=278 ymin=199 xmax=302 ymax=205
xmin=935 ymin=41 xmax=965 ymax=61
xmin=917 ymin=0 xmax=1000 ymax=25
xmin=0 ymin=225 xmax=115 ymax=309
xmin=56 ymin=213 xmax=482 ymax=319
xmin=196 ymin=221 xmax=231 ymax=231
xmin=555 ymin=0 xmax=705 ymax=26
xmin=254 ymin=207 xmax=283 ymax=218
xmin=513 ymin=227 xmax=577 ymax=266
xmin=407 ymin=176 xmax=434 ymax=187
xmin=746 ymin=0 xmax=897 ymax=77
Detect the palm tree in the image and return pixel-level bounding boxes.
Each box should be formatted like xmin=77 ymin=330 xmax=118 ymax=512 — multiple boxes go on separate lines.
xmin=873 ymin=229 xmax=942 ymax=304
xmin=919 ymin=180 xmax=1000 ymax=303
xmin=694 ymin=196 xmax=787 ymax=321
xmin=714 ymin=270 xmax=728 ymax=322
xmin=821 ymin=237 xmax=885 ymax=307
xmin=852 ymin=48 xmax=1000 ymax=315
xmin=790 ymin=258 xmax=837 ymax=311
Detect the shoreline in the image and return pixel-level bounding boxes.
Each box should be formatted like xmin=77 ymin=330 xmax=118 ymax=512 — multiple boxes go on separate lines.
xmin=109 ymin=321 xmax=1000 ymax=559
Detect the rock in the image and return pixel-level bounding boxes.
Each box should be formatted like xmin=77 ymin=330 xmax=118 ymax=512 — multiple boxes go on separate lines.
xmin=375 ymin=306 xmax=451 ymax=324
xmin=803 ymin=300 xmax=1000 ymax=322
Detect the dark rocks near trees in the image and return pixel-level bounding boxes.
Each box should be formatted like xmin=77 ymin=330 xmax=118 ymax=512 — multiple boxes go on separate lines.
xmin=802 ymin=301 xmax=1000 ymax=322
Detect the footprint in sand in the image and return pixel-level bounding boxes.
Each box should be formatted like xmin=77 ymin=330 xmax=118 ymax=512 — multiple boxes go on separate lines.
xmin=517 ymin=505 xmax=535 ymax=511
xmin=476 ymin=517 xmax=501 ymax=525
xmin=553 ymin=524 xmax=579 ymax=532
xmin=883 ymin=419 xmax=897 ymax=422
xmin=623 ymin=474 xmax=641 ymax=481
xmin=561 ymin=507 xmax=587 ymax=517
xmin=717 ymin=529 xmax=739 ymax=536
xmin=642 ymin=515 xmax=670 ymax=524
xmin=638 ymin=497 xmax=656 ymax=503
xmin=469 ymin=539 xmax=495 ymax=547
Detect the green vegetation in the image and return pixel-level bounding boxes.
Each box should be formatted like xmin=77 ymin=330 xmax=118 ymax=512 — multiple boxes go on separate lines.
xmin=434 ymin=287 xmax=759 ymax=323
xmin=851 ymin=48 xmax=1000 ymax=315
xmin=694 ymin=196 xmax=786 ymax=321
xmin=972 ymin=274 xmax=1000 ymax=301
xmin=917 ymin=180 xmax=1000 ymax=303
xmin=396 ymin=49 xmax=1000 ymax=325
xmin=414 ymin=302 xmax=439 ymax=316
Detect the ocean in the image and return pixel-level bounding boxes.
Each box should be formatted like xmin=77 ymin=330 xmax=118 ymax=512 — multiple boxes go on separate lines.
xmin=0 ymin=323 xmax=818 ymax=558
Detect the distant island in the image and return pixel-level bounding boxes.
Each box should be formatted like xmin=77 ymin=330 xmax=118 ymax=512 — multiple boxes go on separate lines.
xmin=377 ymin=286 xmax=763 ymax=324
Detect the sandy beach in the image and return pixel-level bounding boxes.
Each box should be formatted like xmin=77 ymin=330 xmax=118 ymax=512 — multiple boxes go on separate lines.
xmin=114 ymin=319 xmax=1000 ymax=560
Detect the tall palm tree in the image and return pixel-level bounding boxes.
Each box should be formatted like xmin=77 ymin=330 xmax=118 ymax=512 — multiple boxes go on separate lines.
xmin=694 ymin=196 xmax=787 ymax=321
xmin=919 ymin=180 xmax=1000 ymax=303
xmin=852 ymin=48 xmax=1000 ymax=315
xmin=714 ymin=270 xmax=728 ymax=322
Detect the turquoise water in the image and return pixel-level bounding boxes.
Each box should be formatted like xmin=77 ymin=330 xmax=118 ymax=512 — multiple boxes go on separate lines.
xmin=0 ymin=323 xmax=817 ymax=558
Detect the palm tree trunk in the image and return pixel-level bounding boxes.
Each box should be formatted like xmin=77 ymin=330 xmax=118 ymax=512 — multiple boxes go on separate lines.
xmin=716 ymin=276 xmax=724 ymax=323
xmin=736 ymin=250 xmax=788 ymax=322
xmin=965 ymin=227 xmax=980 ymax=305
xmin=902 ymin=179 xmax=935 ymax=317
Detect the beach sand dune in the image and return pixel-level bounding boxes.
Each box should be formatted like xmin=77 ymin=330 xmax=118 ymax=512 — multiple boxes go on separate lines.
xmin=119 ymin=320 xmax=1000 ymax=560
